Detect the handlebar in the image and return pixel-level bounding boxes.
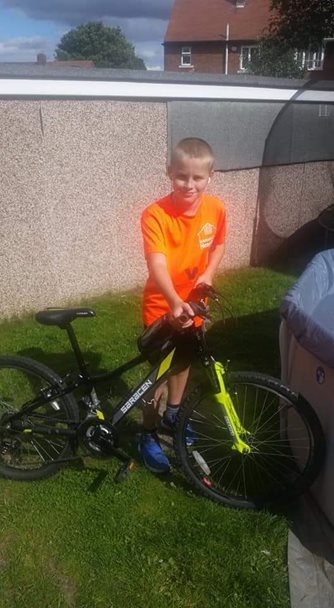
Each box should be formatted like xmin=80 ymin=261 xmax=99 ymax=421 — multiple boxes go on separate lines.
xmin=138 ymin=283 xmax=222 ymax=355
xmin=177 ymin=283 xmax=219 ymax=323
xmin=188 ymin=282 xmax=219 ymax=302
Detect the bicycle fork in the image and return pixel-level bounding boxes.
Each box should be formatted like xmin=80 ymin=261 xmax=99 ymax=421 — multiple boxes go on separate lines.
xmin=209 ymin=361 xmax=251 ymax=454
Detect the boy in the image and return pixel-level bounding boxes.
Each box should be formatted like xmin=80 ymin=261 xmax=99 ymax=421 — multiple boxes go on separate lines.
xmin=139 ymin=138 xmax=226 ymax=473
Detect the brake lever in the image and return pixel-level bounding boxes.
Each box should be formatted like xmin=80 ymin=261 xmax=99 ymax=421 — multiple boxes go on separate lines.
xmin=191 ymin=283 xmax=219 ymax=302
xmin=189 ymin=301 xmax=211 ymax=320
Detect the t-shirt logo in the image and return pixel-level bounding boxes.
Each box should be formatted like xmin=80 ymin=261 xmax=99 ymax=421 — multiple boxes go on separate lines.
xmin=198 ymin=223 xmax=216 ymax=249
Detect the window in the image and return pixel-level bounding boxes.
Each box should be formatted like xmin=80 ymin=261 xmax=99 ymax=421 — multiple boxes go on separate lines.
xmin=236 ymin=0 xmax=246 ymax=6
xmin=180 ymin=46 xmax=192 ymax=67
xmin=299 ymin=48 xmax=324 ymax=71
xmin=239 ymin=46 xmax=258 ymax=71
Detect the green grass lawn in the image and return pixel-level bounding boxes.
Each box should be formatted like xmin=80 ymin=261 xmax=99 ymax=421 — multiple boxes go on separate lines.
xmin=0 ymin=268 xmax=295 ymax=608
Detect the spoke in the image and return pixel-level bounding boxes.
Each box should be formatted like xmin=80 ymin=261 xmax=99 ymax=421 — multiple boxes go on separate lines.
xmin=251 ymin=407 xmax=281 ymax=436
xmin=245 ymin=453 xmax=291 ymax=491
xmin=191 ymin=409 xmax=208 ymax=421
xmin=241 ymin=459 xmax=247 ymax=498
xmin=0 ymin=400 xmax=16 ymax=410
xmin=192 ymin=432 xmax=228 ymax=443
xmin=252 ymin=390 xmax=271 ymax=433
xmin=197 ymin=455 xmax=232 ymax=467
xmin=215 ymin=456 xmax=236 ymax=489
xmin=182 ymin=379 xmax=315 ymax=504
xmin=209 ymin=411 xmax=228 ymax=427
xmin=0 ymin=365 xmax=72 ymax=473
xmin=29 ymin=438 xmax=47 ymax=462
xmin=30 ymin=436 xmax=62 ymax=461
xmin=222 ymin=460 xmax=248 ymax=497
xmin=193 ymin=444 xmax=226 ymax=454
xmin=38 ymin=438 xmax=65 ymax=456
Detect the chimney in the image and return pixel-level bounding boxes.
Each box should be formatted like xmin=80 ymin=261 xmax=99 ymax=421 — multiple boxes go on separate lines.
xmin=36 ymin=53 xmax=47 ymax=65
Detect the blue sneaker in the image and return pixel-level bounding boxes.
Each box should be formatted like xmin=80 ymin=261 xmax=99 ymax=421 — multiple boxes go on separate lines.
xmin=138 ymin=432 xmax=171 ymax=474
xmin=160 ymin=413 xmax=196 ymax=447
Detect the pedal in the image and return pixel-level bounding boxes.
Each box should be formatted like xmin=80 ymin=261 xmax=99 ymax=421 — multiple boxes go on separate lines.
xmin=114 ymin=460 xmax=134 ymax=483
xmin=88 ymin=469 xmax=109 ymax=493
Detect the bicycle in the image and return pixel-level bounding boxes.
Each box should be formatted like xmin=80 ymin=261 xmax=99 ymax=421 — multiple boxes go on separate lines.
xmin=0 ymin=284 xmax=325 ymax=509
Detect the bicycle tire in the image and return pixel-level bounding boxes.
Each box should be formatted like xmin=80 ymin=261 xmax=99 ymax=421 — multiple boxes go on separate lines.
xmin=175 ymin=372 xmax=325 ymax=509
xmin=0 ymin=355 xmax=79 ymax=481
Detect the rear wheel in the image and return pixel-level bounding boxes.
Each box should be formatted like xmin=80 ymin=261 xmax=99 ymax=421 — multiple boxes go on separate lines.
xmin=175 ymin=372 xmax=325 ymax=509
xmin=0 ymin=355 xmax=79 ymax=481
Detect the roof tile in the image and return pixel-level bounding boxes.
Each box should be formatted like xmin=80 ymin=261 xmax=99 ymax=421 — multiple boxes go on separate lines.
xmin=165 ymin=0 xmax=272 ymax=42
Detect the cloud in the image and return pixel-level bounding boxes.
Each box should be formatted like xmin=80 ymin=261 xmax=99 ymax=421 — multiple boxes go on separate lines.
xmin=104 ymin=16 xmax=166 ymax=43
xmin=2 ymin=0 xmax=173 ymax=23
xmin=0 ymin=1 xmax=171 ymax=68
xmin=140 ymin=49 xmax=159 ymax=60
xmin=135 ymin=40 xmax=164 ymax=69
xmin=1 ymin=35 xmax=47 ymax=50
xmin=0 ymin=35 xmax=50 ymax=60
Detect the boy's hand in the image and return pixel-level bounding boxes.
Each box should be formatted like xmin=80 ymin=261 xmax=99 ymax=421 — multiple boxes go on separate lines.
xmin=195 ymin=273 xmax=212 ymax=286
xmin=169 ymin=300 xmax=194 ymax=329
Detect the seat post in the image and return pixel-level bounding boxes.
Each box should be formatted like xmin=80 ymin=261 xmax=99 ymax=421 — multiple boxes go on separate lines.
xmin=64 ymin=324 xmax=89 ymax=377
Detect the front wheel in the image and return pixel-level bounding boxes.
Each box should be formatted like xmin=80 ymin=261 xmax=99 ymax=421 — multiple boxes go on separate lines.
xmin=175 ymin=372 xmax=325 ymax=509
xmin=0 ymin=355 xmax=79 ymax=481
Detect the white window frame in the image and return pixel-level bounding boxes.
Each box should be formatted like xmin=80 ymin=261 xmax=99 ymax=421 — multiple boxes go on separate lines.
xmin=298 ymin=48 xmax=325 ymax=71
xmin=239 ymin=45 xmax=258 ymax=71
xmin=180 ymin=46 xmax=193 ymax=68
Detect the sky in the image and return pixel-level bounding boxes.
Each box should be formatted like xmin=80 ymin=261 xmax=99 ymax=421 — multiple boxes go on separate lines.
xmin=0 ymin=0 xmax=174 ymax=69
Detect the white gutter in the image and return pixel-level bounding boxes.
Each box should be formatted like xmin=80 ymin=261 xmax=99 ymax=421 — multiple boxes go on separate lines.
xmin=225 ymin=23 xmax=230 ymax=75
xmin=0 ymin=79 xmax=333 ymax=102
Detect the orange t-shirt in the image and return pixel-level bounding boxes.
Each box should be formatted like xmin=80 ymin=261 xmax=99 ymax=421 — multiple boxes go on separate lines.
xmin=141 ymin=193 xmax=227 ymax=326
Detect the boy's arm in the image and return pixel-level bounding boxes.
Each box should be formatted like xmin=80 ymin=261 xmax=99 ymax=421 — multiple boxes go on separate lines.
xmin=147 ymin=252 xmax=194 ymax=327
xmin=196 ymin=242 xmax=225 ymax=286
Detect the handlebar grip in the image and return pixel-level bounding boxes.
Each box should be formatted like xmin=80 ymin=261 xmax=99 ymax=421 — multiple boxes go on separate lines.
xmin=178 ymin=302 xmax=209 ymax=322
xmin=178 ymin=312 xmax=190 ymax=323
xmin=190 ymin=301 xmax=209 ymax=318
xmin=189 ymin=283 xmax=218 ymax=301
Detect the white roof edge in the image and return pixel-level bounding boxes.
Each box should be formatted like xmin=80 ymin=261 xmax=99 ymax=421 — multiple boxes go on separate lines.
xmin=0 ymin=79 xmax=333 ymax=102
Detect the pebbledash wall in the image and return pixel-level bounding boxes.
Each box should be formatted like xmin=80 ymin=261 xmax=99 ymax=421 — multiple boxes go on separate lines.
xmin=0 ymin=68 xmax=333 ymax=318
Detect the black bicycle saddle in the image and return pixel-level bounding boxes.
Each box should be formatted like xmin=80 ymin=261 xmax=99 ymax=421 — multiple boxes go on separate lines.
xmin=35 ymin=308 xmax=96 ymax=327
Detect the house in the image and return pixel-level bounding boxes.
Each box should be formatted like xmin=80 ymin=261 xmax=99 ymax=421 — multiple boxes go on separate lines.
xmin=164 ymin=0 xmax=324 ymax=75
xmin=36 ymin=53 xmax=95 ymax=68
xmin=164 ymin=0 xmax=272 ymax=74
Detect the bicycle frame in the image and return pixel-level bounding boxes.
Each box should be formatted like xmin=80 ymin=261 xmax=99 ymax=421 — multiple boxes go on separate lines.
xmin=5 ymin=346 xmax=177 ymax=430
xmin=5 ymin=325 xmax=251 ymax=454
xmin=111 ymin=347 xmax=176 ymax=425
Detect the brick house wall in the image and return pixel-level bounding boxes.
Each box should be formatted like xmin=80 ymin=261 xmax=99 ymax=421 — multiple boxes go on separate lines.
xmin=164 ymin=0 xmax=272 ymax=74
xmin=164 ymin=42 xmax=225 ymax=73
xmin=164 ymin=41 xmax=256 ymax=74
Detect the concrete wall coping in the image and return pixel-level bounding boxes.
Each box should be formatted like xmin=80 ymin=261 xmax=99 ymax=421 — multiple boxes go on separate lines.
xmin=0 ymin=75 xmax=333 ymax=102
xmin=0 ymin=64 xmax=308 ymax=87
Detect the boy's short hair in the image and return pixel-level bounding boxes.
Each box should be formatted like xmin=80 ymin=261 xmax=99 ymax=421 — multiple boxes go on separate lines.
xmin=170 ymin=138 xmax=214 ymax=171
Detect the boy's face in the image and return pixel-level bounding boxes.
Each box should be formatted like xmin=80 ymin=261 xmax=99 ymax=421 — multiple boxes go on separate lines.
xmin=168 ymin=156 xmax=213 ymax=209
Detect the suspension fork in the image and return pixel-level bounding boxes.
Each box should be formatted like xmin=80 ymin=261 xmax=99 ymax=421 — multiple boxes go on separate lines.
xmin=207 ymin=361 xmax=251 ymax=454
